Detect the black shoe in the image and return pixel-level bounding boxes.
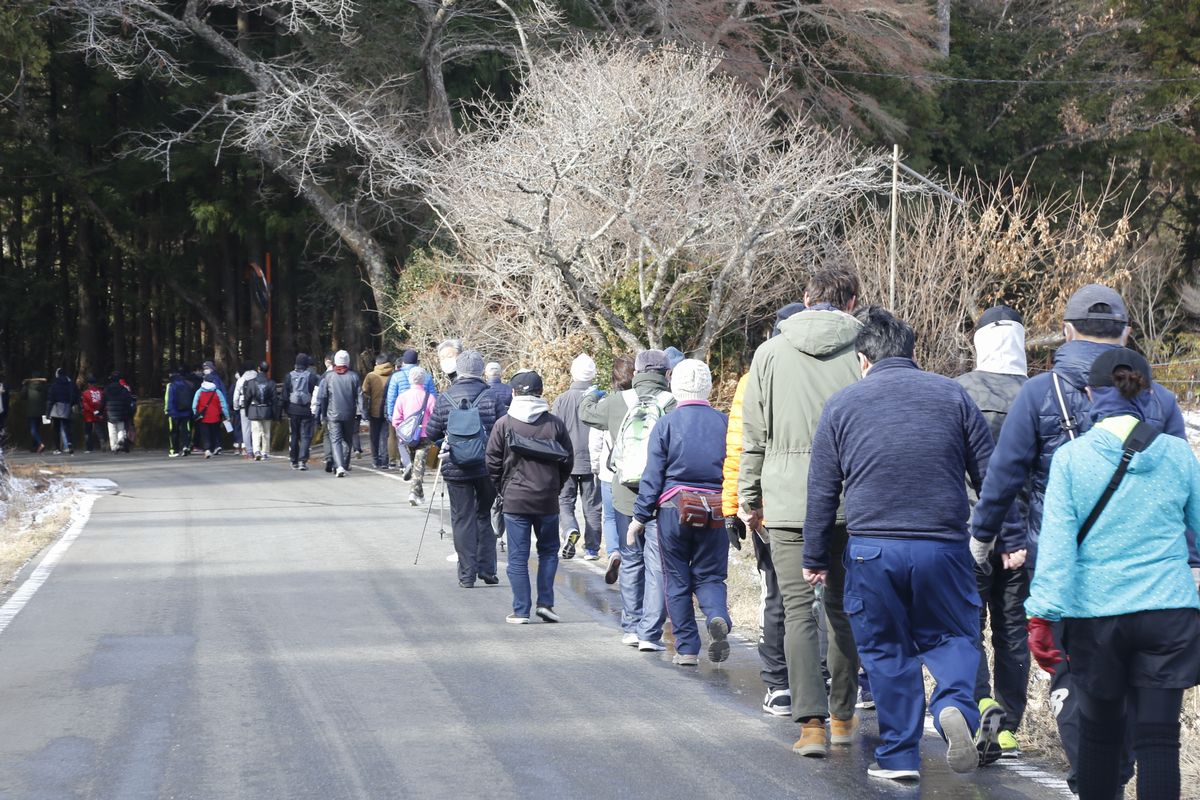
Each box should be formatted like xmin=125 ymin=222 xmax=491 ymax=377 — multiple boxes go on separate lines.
xmin=561 ymin=529 xmax=580 ymax=560
xmin=402 ymin=463 xmax=414 ymax=481
xmin=325 ymin=461 xmax=334 ymax=473
xmin=536 ymin=606 xmax=560 ymax=623
xmin=707 ymin=617 xmax=730 ymax=663
xmin=604 ymin=552 xmax=621 ymax=584
xmin=299 ymin=463 xmax=308 ymax=471
xmin=481 ymin=574 xmax=500 ymax=585
xmin=459 ymin=580 xmax=475 ymax=589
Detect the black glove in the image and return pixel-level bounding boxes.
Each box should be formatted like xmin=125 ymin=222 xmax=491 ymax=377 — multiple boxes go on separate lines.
xmin=725 ymin=515 xmax=746 ymax=550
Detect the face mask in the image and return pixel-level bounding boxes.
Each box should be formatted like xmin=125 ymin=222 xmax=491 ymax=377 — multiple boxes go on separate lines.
xmin=440 ymin=357 xmax=458 ymax=375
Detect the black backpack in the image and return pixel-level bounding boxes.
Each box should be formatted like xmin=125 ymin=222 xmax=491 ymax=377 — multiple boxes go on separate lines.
xmin=172 ymin=380 xmax=191 ymax=413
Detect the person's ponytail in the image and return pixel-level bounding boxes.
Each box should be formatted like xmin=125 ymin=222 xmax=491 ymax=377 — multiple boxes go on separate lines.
xmin=1111 ymin=367 xmax=1149 ymax=401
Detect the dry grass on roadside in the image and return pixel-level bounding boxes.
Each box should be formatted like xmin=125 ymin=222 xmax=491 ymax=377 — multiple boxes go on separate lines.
xmin=0 ymin=464 xmax=74 ymax=591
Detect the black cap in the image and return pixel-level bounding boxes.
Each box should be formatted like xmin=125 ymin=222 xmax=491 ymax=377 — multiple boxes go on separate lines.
xmin=976 ymin=305 xmax=1023 ymax=329
xmin=401 ymin=349 xmax=418 ymax=365
xmin=1088 ymin=347 xmax=1152 ymax=388
xmin=509 ymin=370 xmax=543 ymax=396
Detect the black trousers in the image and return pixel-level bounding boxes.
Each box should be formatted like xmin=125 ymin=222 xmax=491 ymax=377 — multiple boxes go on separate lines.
xmin=168 ymin=417 xmax=190 ymax=455
xmin=368 ymin=416 xmax=389 ymax=467
xmin=974 ymin=556 xmax=1030 ymax=731
xmin=198 ymin=422 xmax=221 ymax=452
xmin=752 ymin=531 xmax=788 ymax=691
xmin=289 ymin=416 xmax=315 ymax=464
xmin=446 ymin=477 xmax=497 ymax=584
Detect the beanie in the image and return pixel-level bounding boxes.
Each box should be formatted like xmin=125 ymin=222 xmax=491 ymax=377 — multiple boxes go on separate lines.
xmin=571 ymin=353 xmax=597 ymax=383
xmin=456 ymin=350 xmax=485 ymax=379
xmin=670 ymin=359 xmax=713 ymax=402
xmin=772 ymin=302 xmax=806 ymax=337
xmin=334 ymin=350 xmax=351 ymax=367
xmin=664 ymin=347 xmax=685 ymax=370
xmin=401 ymin=349 xmax=419 ymax=365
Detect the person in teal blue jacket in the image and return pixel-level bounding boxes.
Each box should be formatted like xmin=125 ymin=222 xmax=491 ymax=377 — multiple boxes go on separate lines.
xmin=1026 ymin=347 xmax=1200 ymax=800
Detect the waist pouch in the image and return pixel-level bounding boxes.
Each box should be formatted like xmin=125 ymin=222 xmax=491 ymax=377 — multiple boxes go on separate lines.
xmin=506 ymin=428 xmax=570 ymax=464
xmin=675 ymin=490 xmax=723 ymax=529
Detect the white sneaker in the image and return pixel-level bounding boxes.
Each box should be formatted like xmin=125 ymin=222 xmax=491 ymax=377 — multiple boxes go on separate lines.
xmin=621 ymin=633 xmax=639 ymax=646
xmin=762 ymin=688 xmax=793 ymax=717
xmin=204 ymin=450 xmax=212 ymax=459
xmin=868 ymin=762 xmax=919 ymax=782
xmin=505 ymin=614 xmax=530 ymax=625
xmin=940 ymin=706 xmax=979 ymax=774
xmin=336 ymin=467 xmax=347 ymax=478
xmin=637 ymin=640 xmax=666 ymax=652
xmin=168 ymin=453 xmax=180 ymax=459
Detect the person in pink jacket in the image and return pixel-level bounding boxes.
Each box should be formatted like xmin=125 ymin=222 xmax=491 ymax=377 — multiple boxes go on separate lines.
xmin=392 ymin=366 xmax=438 ymax=505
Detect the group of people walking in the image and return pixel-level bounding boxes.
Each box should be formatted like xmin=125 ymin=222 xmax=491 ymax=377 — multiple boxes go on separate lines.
xmin=4 ymin=270 xmax=1197 ymax=798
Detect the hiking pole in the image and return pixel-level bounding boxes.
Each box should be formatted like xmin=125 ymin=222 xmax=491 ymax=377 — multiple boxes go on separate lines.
xmin=414 ymin=458 xmax=443 ymax=566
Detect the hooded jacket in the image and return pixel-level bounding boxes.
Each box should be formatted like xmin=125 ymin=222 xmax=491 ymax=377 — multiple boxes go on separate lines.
xmin=192 ymin=381 xmax=229 ymax=424
xmin=102 ymin=380 xmax=135 ymax=423
xmin=956 ymin=319 xmax=1029 ymax=443
xmin=80 ymin=383 xmax=103 ymax=423
xmin=424 ymin=377 xmax=501 ymax=482
xmin=1027 ymin=416 xmax=1200 ymax=621
xmin=47 ymin=375 xmax=78 ymax=417
xmin=232 ymin=370 xmax=256 ymax=411
xmin=486 ymin=397 xmax=574 ymax=514
xmin=362 ymin=362 xmax=395 ymax=419
xmin=317 ymin=369 xmax=363 ymax=423
xmin=385 ymin=365 xmax=437 ymax=421
xmin=391 ymin=383 xmax=437 ymax=440
xmin=580 ymin=371 xmax=677 ymax=516
xmin=20 ymin=377 xmax=48 ymax=417
xmin=739 ymin=309 xmax=863 ymax=528
xmin=972 ymin=339 xmax=1188 ymax=569
xmin=164 ymin=375 xmax=194 ymax=420
xmin=244 ymin=373 xmax=278 ymax=421
xmin=551 ymin=380 xmax=594 ymax=475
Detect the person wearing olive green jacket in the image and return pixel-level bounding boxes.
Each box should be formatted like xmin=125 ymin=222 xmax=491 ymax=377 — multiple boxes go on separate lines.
xmin=738 ymin=268 xmax=863 ymax=758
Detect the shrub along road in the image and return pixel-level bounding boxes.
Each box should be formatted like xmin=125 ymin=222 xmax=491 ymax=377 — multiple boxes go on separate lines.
xmin=0 ymin=452 xmax=1064 ymax=799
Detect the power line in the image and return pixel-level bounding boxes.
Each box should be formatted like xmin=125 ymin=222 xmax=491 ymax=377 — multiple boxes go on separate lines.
xmin=652 ymin=43 xmax=1200 ymax=88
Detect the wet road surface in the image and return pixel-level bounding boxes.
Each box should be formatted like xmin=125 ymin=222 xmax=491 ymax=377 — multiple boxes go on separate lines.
xmin=0 ymin=452 xmax=1069 ymax=798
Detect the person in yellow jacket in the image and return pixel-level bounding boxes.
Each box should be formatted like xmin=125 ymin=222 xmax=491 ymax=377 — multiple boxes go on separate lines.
xmin=723 ymin=301 xmax=805 ymax=719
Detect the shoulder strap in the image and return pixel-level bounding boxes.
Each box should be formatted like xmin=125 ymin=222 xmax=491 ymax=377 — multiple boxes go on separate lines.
xmin=1052 ymin=372 xmax=1078 ymax=441
xmin=1077 ymin=421 xmax=1160 ymax=545
xmin=621 ymin=389 xmax=637 ymax=409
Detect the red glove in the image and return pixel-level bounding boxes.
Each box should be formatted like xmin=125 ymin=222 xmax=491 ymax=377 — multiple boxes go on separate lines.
xmin=1027 ymin=618 xmax=1064 ymax=674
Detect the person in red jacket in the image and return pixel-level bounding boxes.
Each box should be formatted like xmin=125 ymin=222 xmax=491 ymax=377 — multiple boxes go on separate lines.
xmin=80 ymin=376 xmax=105 ymax=453
xmin=191 ymin=378 xmax=230 ymax=458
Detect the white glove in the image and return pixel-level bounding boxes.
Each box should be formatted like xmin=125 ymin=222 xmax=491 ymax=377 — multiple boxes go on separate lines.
xmin=626 ymin=519 xmax=645 ymax=546
xmin=969 ymin=536 xmax=993 ymax=567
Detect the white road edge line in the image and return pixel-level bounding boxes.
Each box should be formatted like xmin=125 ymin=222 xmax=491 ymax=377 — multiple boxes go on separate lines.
xmin=0 ymin=492 xmax=100 ymax=638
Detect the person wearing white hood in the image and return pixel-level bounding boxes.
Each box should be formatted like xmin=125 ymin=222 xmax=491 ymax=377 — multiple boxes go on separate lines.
xmin=553 ymin=353 xmax=604 ymax=560
xmin=486 ymin=370 xmax=575 ymax=623
xmin=955 ymin=304 xmax=1030 ymax=760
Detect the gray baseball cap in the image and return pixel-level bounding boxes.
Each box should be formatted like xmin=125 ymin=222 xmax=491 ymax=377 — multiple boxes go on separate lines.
xmin=634 ymin=349 xmax=669 ymax=373
xmin=1064 ymin=284 xmax=1127 ymax=323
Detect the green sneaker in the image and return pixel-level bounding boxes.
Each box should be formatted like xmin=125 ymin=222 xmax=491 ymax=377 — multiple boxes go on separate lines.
xmin=975 ymin=698 xmax=1005 ymax=766
xmin=997 ymin=730 xmax=1021 ymax=758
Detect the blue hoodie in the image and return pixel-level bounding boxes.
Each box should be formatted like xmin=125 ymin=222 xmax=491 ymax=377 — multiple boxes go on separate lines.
xmin=1027 ymin=415 xmax=1200 ymax=621
xmin=971 ymin=340 xmax=1188 ymax=569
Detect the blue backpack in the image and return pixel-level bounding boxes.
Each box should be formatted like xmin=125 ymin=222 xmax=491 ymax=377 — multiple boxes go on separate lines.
xmin=445 ymin=390 xmax=488 ymax=468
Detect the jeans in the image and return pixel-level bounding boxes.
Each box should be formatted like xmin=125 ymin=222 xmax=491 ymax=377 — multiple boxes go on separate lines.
xmin=975 ymin=556 xmax=1031 ymax=732
xmin=446 ymin=477 xmax=498 ymax=584
xmin=251 ymin=419 xmax=272 ymax=455
xmin=53 ymin=418 xmax=71 ymax=451
xmin=28 ymin=417 xmax=42 ymax=450
xmin=772 ymin=526 xmax=858 ymax=722
xmin=368 ymin=416 xmax=389 ymax=467
xmin=753 ymin=530 xmax=788 ymax=691
xmin=559 ymin=474 xmax=602 ymax=554
xmin=656 ymin=505 xmax=730 ymax=656
xmin=168 ymin=417 xmax=190 ymax=455
xmin=503 ymin=513 xmax=559 ymax=616
xmin=844 ymin=537 xmax=980 ymax=772
xmin=289 ymin=416 xmax=315 ymax=464
xmin=326 ymin=419 xmax=355 ymax=471
xmin=614 ymin=510 xmax=667 ymax=642
xmin=600 ymin=479 xmax=618 ymax=556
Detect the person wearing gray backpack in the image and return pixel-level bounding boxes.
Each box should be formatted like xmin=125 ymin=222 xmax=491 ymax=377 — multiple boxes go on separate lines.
xmin=424 ymin=350 xmax=502 ymax=588
xmin=580 ymin=349 xmax=676 ymax=651
xmin=286 ymin=354 xmax=320 ymax=470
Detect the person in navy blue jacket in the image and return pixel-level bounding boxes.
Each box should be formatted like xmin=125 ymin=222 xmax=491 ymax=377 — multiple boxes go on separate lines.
xmin=424 ymin=350 xmax=502 ymax=588
xmin=803 ymin=307 xmax=1002 ymax=783
xmin=629 ymin=359 xmax=731 ymax=667
xmin=969 ymin=284 xmax=1190 ymax=795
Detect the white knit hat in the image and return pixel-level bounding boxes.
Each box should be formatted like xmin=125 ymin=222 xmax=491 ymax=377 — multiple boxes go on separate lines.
xmin=571 ymin=353 xmax=597 ymax=383
xmin=334 ymin=350 xmax=350 ymax=367
xmin=670 ymin=359 xmax=712 ymax=401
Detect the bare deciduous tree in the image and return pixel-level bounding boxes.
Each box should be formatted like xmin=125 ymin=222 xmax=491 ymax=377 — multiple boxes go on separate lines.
xmin=426 ymin=43 xmax=890 ymax=357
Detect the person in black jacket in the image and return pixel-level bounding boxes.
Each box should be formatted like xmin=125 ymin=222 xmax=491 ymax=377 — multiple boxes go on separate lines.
xmin=424 ymin=350 xmax=501 ymax=588
xmin=486 ymin=371 xmax=574 ymax=623
xmin=103 ymin=373 xmax=136 ymax=453
xmin=285 ymin=354 xmax=320 ymax=470
xmin=244 ymin=361 xmax=278 ymax=461
xmin=47 ymin=368 xmax=79 ymax=454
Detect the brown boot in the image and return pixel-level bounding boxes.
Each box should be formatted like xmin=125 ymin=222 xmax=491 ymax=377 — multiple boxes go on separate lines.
xmin=830 ymin=715 xmax=859 ymax=745
xmin=792 ymin=719 xmax=828 ymax=757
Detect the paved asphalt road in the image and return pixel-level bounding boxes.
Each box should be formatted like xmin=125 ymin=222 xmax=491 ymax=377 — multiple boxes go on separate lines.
xmin=0 ymin=452 xmax=1066 ymax=799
